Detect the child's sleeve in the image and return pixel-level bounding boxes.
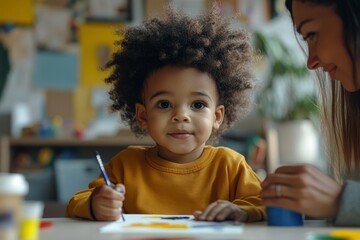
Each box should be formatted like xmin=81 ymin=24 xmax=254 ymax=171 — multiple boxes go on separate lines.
xmin=65 ymin=176 xmax=107 ymax=220
xmin=232 ymin=158 xmax=266 ymax=222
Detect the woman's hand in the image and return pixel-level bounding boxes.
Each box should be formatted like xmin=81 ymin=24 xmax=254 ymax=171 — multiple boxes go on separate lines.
xmin=91 ymin=184 xmax=125 ymax=221
xmin=261 ymin=165 xmax=343 ymax=218
xmin=193 ymin=200 xmax=248 ymax=222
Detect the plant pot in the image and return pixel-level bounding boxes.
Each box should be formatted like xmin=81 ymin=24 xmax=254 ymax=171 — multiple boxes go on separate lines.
xmin=278 ymin=119 xmax=319 ymax=165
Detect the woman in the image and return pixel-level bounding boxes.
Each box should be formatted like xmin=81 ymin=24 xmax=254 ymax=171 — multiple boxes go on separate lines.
xmin=261 ymin=0 xmax=360 ymax=226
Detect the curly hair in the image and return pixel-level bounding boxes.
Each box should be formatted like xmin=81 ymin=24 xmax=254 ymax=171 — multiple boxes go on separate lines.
xmin=105 ymin=6 xmax=255 ymax=141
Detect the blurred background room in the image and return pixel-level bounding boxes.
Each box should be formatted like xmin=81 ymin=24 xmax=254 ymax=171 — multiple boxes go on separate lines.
xmin=0 ymin=0 xmax=323 ymax=217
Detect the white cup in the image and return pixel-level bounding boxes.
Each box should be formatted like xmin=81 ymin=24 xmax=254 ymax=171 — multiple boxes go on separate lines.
xmin=0 ymin=173 xmax=29 ymax=226
xmin=19 ymin=201 xmax=44 ymax=240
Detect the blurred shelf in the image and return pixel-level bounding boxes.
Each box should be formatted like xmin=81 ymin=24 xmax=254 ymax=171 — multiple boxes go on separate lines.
xmin=0 ymin=128 xmax=154 ymax=172
xmin=6 ymin=135 xmax=153 ymax=147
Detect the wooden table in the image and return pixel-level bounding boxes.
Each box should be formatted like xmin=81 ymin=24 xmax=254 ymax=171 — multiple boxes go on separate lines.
xmin=39 ymin=217 xmax=338 ymax=240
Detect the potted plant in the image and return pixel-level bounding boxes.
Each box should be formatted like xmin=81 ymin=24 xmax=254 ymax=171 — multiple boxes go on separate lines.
xmin=253 ymin=31 xmax=320 ymax=167
xmin=253 ymin=31 xmax=318 ymax=121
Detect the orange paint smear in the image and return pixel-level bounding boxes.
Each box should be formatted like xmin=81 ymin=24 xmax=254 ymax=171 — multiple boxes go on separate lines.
xmin=128 ymin=223 xmax=188 ymax=229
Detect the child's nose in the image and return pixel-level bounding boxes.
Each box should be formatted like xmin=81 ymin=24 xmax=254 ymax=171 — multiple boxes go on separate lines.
xmin=172 ymin=107 xmax=190 ymax=122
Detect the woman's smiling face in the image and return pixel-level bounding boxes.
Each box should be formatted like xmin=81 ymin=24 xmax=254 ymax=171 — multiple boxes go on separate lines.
xmin=292 ymin=0 xmax=360 ymax=92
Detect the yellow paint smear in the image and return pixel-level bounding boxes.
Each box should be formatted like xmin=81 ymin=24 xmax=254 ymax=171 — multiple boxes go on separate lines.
xmin=331 ymin=230 xmax=360 ymax=240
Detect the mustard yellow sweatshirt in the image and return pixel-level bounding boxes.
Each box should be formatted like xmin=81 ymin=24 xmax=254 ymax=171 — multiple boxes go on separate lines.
xmin=66 ymin=145 xmax=265 ymax=222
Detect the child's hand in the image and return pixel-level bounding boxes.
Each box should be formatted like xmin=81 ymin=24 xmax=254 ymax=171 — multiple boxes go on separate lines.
xmin=91 ymin=184 xmax=125 ymax=221
xmin=193 ymin=200 xmax=248 ymax=222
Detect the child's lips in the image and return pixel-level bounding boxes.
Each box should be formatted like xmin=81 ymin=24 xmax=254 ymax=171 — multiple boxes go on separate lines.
xmin=168 ymin=131 xmax=193 ymax=139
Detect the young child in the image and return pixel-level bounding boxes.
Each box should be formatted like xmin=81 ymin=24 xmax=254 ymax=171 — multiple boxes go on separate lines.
xmin=66 ymin=6 xmax=265 ymax=223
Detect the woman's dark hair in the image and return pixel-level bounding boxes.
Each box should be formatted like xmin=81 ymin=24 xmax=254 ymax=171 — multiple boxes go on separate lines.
xmin=285 ymin=0 xmax=360 ymax=178
xmin=105 ymin=6 xmax=255 ymax=142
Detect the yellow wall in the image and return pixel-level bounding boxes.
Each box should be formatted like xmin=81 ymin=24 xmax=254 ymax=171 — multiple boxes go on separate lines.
xmin=0 ymin=0 xmax=34 ymax=25
xmin=79 ymin=22 xmax=125 ymax=87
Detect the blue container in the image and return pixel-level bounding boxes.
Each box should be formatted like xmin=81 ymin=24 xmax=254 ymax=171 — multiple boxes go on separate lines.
xmin=267 ymin=207 xmax=303 ymax=226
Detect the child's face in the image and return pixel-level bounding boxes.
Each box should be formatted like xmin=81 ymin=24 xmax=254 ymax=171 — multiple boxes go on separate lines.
xmin=135 ymin=66 xmax=224 ymax=163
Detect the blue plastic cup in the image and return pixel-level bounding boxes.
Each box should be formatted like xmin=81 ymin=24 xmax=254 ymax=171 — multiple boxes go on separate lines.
xmin=266 ymin=207 xmax=303 ymax=226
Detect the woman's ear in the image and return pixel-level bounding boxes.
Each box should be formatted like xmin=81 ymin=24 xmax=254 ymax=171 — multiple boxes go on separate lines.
xmin=213 ymin=105 xmax=225 ymax=130
xmin=135 ymin=103 xmax=148 ymax=129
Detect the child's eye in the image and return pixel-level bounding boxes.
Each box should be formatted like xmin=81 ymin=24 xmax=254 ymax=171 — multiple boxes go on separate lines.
xmin=191 ymin=101 xmax=205 ymax=110
xmin=303 ymin=32 xmax=316 ymax=42
xmin=157 ymin=100 xmax=171 ymax=109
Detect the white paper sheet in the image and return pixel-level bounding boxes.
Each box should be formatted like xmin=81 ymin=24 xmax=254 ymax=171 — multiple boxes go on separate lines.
xmin=100 ymin=214 xmax=243 ymax=239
